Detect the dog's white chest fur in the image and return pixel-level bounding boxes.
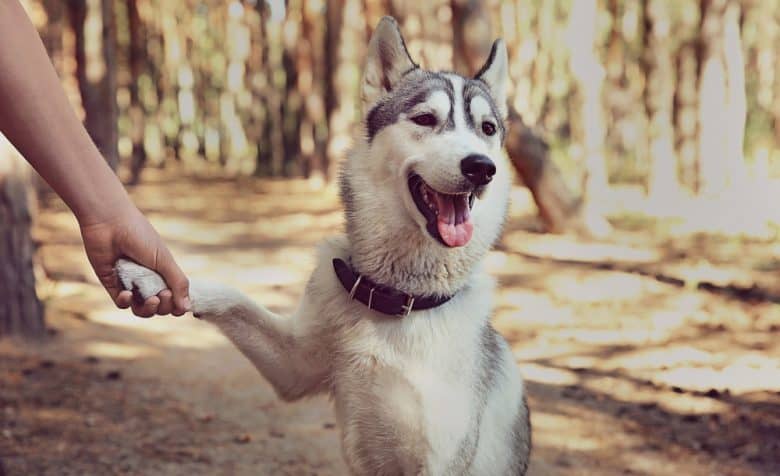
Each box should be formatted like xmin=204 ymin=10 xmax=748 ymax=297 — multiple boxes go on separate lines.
xmin=294 ymin=236 xmax=527 ymax=475
xmin=338 ymin=353 xmax=477 ymax=472
xmin=334 ymin=291 xmax=485 ymax=472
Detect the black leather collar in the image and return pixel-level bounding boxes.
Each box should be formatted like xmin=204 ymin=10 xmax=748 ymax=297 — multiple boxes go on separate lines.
xmin=333 ymin=258 xmax=453 ymax=317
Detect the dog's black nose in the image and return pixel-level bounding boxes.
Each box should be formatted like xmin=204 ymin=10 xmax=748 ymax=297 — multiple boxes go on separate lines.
xmin=460 ymin=154 xmax=496 ymax=186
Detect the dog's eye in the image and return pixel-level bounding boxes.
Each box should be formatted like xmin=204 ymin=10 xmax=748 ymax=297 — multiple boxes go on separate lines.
xmin=411 ymin=113 xmax=437 ymax=127
xmin=482 ymin=121 xmax=497 ymax=136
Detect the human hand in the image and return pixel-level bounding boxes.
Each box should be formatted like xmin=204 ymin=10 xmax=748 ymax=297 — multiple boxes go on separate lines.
xmin=79 ymin=204 xmax=190 ymax=317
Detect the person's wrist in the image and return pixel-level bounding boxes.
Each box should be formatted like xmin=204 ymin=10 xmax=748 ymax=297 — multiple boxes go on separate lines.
xmin=51 ymin=142 xmax=134 ymax=228
xmin=75 ymin=192 xmax=137 ymax=229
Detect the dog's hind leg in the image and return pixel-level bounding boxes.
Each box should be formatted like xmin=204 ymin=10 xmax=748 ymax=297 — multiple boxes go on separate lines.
xmin=115 ymin=259 xmax=331 ymax=401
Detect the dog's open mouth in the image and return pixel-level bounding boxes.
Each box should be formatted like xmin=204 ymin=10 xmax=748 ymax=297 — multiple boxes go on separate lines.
xmin=408 ymin=174 xmax=475 ymax=247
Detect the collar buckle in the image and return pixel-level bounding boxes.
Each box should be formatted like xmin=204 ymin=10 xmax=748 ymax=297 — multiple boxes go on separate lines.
xmin=348 ymin=275 xmax=363 ymax=300
xmin=398 ymin=294 xmax=415 ymax=317
xmin=367 ymin=287 xmax=375 ymax=310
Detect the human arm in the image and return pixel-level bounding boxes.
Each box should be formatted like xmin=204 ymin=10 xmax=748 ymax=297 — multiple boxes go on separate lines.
xmin=0 ymin=0 xmax=188 ymax=316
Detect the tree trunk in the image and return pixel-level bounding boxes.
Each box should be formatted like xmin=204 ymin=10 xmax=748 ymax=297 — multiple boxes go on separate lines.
xmin=606 ymin=0 xmax=648 ymax=181
xmin=133 ymin=0 xmax=165 ymax=168
xmin=222 ymin=2 xmax=252 ymax=174
xmin=643 ymin=0 xmax=679 ymax=200
xmin=40 ymin=0 xmax=65 ymax=75
xmin=675 ymin=42 xmax=699 ymax=192
xmin=158 ymin=2 xmax=184 ymax=162
xmin=324 ymin=0 xmax=350 ymax=182
xmin=526 ymin=1 xmax=547 ymax=124
xmin=258 ymin=7 xmax=286 ymax=177
xmin=604 ymin=0 xmax=627 ymax=162
xmin=753 ymin=0 xmax=779 ymax=171
xmin=568 ymin=0 xmax=609 ymax=207
xmin=697 ymin=0 xmax=730 ymax=196
xmin=775 ymin=5 xmax=780 ymax=146
xmin=298 ymin=0 xmax=328 ymax=183
xmin=390 ymin=0 xmax=451 ymax=70
xmin=67 ymin=0 xmax=119 ymax=170
xmin=281 ymin=0 xmax=302 ymax=176
xmin=722 ymin=0 xmax=747 ymax=189
xmin=126 ymin=0 xmax=147 ymax=184
xmin=0 ymin=136 xmax=45 ymax=339
xmin=451 ymin=0 xmax=492 ymax=75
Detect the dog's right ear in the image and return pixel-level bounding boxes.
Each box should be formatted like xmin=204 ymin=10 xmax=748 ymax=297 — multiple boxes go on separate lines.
xmin=361 ymin=16 xmax=417 ymax=114
xmin=475 ymin=39 xmax=508 ymax=119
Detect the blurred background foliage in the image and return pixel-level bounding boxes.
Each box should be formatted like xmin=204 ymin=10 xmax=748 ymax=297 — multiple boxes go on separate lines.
xmin=2 ymin=0 xmax=780 ymax=334
xmin=18 ymin=0 xmax=780 ymax=189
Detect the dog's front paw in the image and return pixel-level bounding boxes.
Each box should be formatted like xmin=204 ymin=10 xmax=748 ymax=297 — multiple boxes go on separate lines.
xmin=115 ymin=258 xmax=168 ymax=300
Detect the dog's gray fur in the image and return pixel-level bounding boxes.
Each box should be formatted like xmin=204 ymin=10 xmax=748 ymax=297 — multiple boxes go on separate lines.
xmin=116 ymin=16 xmax=530 ymax=475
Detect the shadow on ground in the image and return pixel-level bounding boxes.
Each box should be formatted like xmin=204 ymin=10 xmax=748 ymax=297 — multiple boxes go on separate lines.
xmin=2 ymin=169 xmax=778 ymax=475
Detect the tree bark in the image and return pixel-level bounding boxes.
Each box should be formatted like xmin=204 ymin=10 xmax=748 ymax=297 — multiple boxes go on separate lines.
xmin=258 ymin=7 xmax=286 ymax=177
xmin=324 ymin=0 xmax=346 ymax=182
xmin=568 ymin=0 xmax=609 ymax=207
xmin=722 ymin=0 xmax=747 ymax=189
xmin=222 ymin=2 xmax=252 ymax=173
xmin=389 ymin=0 xmax=451 ymax=70
xmin=126 ymin=0 xmax=147 ymax=184
xmin=67 ymin=0 xmax=119 ymax=170
xmin=298 ymin=0 xmax=327 ymax=183
xmin=281 ymin=0 xmax=302 ymax=176
xmin=0 ymin=136 xmax=45 ymax=339
xmin=40 ymin=0 xmax=65 ymax=75
xmin=675 ymin=42 xmax=699 ymax=192
xmin=774 ymin=5 xmax=780 ymax=146
xmin=697 ymin=0 xmax=730 ymax=196
xmin=752 ymin=0 xmax=779 ymax=173
xmin=451 ymin=0 xmax=492 ymax=75
xmin=643 ymin=0 xmax=679 ymax=199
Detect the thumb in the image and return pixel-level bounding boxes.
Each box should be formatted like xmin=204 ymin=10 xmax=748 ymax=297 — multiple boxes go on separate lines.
xmin=85 ymin=242 xmax=122 ymax=302
xmin=95 ymin=259 xmax=122 ymax=302
xmin=154 ymin=246 xmax=190 ymax=313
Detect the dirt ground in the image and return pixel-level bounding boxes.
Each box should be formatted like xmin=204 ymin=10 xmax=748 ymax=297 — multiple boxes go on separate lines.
xmin=1 ymin=170 xmax=779 ymax=475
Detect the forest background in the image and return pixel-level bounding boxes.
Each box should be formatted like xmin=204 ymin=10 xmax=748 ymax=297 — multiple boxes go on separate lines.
xmin=1 ymin=1 xmax=779 ymax=475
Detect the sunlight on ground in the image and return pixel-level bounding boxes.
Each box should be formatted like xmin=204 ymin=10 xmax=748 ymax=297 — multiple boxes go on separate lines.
xmin=519 ymin=363 xmax=579 ymax=386
xmin=532 ymin=412 xmax=602 ymax=451
xmin=83 ymin=341 xmax=156 ymax=360
xmin=504 ymin=232 xmax=663 ymax=263
xmin=543 ymin=272 xmax=663 ymax=302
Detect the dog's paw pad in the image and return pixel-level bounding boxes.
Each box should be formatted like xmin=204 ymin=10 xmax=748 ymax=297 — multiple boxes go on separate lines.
xmin=115 ymin=259 xmax=167 ymax=300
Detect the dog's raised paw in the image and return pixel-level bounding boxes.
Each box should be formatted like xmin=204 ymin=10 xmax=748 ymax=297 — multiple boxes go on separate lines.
xmin=115 ymin=259 xmax=168 ymax=300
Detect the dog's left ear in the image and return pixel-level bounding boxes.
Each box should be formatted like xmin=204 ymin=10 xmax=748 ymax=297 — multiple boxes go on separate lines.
xmin=361 ymin=16 xmax=417 ymax=114
xmin=475 ymin=39 xmax=508 ymax=119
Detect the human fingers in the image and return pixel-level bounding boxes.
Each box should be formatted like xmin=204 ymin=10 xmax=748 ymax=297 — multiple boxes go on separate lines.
xmin=130 ymin=295 xmax=160 ymax=318
xmin=153 ymin=246 xmax=190 ymax=315
xmin=156 ymin=289 xmax=174 ymax=316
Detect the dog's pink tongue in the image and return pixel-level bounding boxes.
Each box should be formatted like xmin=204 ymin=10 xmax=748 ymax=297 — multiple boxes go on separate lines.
xmin=434 ymin=193 xmax=474 ymax=247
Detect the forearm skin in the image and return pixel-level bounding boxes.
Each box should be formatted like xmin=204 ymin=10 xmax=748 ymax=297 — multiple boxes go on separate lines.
xmin=0 ymin=0 xmax=131 ymax=226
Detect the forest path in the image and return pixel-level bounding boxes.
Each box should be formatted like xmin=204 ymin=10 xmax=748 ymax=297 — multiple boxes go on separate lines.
xmin=2 ymin=170 xmax=778 ymax=475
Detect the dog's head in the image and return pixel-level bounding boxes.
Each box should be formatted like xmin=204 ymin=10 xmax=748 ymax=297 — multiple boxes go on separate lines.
xmin=340 ymin=17 xmax=511 ymax=294
xmin=354 ymin=17 xmax=510 ymax=251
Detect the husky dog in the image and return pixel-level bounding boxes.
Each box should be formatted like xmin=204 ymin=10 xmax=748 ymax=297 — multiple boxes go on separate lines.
xmin=116 ymin=16 xmax=530 ymax=475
